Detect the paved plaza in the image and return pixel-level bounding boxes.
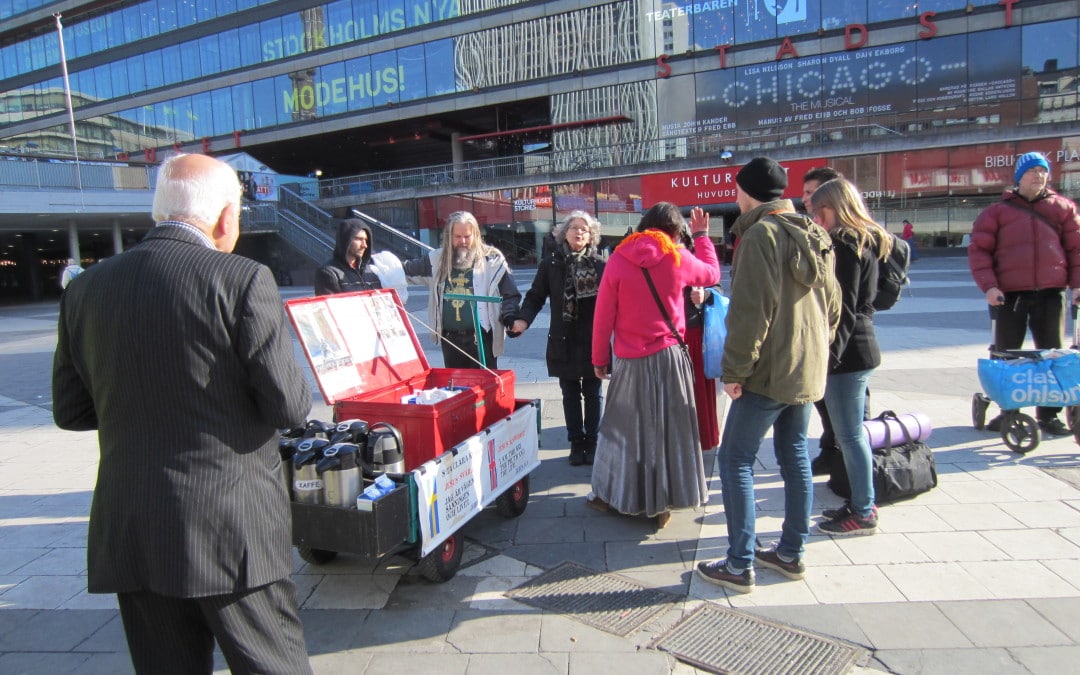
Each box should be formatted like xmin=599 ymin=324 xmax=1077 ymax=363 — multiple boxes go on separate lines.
xmin=1 ymin=256 xmax=1079 ymax=674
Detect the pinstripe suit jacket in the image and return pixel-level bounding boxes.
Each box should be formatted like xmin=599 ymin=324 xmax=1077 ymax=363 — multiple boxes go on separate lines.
xmin=52 ymin=224 xmax=311 ymax=597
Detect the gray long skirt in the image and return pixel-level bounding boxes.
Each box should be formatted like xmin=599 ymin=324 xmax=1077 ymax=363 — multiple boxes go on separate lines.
xmin=590 ymin=345 xmax=708 ymax=517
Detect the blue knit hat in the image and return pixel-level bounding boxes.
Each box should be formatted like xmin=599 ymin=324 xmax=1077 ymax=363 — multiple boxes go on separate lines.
xmin=1014 ymin=152 xmax=1050 ymax=184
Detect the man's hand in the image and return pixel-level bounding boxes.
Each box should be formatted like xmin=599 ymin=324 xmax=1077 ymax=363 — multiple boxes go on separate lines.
xmin=723 ymin=382 xmax=742 ymax=400
xmin=508 ymin=319 xmax=528 ymax=336
xmin=985 ymin=288 xmax=1005 ymax=306
xmin=594 ymin=366 xmax=610 ymax=381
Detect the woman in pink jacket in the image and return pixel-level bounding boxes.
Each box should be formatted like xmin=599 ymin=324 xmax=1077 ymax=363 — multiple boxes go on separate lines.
xmin=587 ymin=202 xmax=721 ymax=528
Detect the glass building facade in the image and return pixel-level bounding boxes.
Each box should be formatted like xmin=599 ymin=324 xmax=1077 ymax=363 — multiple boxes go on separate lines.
xmin=1 ymin=0 xmax=1079 ymax=293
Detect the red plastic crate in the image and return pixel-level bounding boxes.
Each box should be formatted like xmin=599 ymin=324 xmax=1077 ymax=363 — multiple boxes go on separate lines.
xmin=284 ymin=290 xmax=516 ymax=472
xmin=334 ymin=368 xmax=514 ymax=470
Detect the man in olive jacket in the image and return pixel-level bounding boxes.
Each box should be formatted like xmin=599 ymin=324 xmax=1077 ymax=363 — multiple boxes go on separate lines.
xmin=698 ymin=157 xmax=839 ymax=595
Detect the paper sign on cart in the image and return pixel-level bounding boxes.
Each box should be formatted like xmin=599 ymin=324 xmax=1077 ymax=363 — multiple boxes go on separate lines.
xmin=413 ymin=403 xmax=539 ymax=556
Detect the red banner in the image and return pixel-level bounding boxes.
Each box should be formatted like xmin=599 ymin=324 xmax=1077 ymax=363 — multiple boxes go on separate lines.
xmin=640 ymin=158 xmax=827 ymax=208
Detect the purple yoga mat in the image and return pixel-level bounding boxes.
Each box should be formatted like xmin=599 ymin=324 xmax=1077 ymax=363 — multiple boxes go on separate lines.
xmin=862 ymin=412 xmax=932 ymax=450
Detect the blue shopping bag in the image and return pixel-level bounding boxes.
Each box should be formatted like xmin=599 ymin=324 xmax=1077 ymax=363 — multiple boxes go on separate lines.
xmin=977 ymin=351 xmax=1080 ymax=408
xmin=702 ymin=288 xmax=729 ymax=380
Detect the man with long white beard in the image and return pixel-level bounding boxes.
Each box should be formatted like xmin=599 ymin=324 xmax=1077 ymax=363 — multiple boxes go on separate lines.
xmin=404 ymin=211 xmax=524 ymax=368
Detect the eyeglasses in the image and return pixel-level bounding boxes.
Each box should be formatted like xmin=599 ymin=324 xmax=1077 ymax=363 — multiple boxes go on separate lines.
xmin=567 ymin=226 xmax=589 ymax=233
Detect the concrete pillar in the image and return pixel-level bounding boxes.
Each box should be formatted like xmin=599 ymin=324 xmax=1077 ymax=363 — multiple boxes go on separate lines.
xmin=67 ymin=220 xmax=81 ymax=263
xmin=112 ymin=219 xmax=123 ymax=255
xmin=451 ymin=131 xmax=463 ymax=181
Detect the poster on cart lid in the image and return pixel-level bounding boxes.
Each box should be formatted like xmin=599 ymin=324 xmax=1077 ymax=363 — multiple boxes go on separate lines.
xmin=413 ymin=403 xmax=538 ymax=556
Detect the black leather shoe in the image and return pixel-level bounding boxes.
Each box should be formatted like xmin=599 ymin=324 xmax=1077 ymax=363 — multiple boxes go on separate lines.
xmin=810 ymin=453 xmax=832 ymax=476
xmin=1038 ymin=418 xmax=1070 ymax=436
xmin=986 ymin=414 xmax=1004 ymax=432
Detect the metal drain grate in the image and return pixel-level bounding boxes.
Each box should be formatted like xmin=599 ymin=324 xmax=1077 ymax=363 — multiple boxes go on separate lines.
xmin=651 ymin=604 xmax=860 ymax=675
xmin=505 ymin=561 xmax=679 ymax=636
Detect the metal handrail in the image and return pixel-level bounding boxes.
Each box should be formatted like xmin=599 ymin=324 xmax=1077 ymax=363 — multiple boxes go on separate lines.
xmin=350 ymin=208 xmax=434 ymax=252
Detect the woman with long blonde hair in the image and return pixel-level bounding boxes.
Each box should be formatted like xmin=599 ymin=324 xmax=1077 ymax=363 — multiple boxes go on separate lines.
xmin=808 ymin=178 xmax=890 ymax=536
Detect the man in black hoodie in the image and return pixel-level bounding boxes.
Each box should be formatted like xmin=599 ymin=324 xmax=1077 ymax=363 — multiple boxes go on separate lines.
xmin=314 ymin=218 xmax=382 ymax=295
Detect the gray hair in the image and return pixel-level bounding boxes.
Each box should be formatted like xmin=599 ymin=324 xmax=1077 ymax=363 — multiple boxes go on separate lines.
xmin=553 ymin=210 xmax=601 ymax=249
xmin=151 ymin=154 xmax=242 ymax=228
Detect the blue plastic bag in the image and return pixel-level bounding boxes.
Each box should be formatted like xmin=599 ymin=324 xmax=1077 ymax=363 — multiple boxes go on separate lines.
xmin=977 ymin=351 xmax=1080 ymax=408
xmin=702 ymin=288 xmax=729 ymax=380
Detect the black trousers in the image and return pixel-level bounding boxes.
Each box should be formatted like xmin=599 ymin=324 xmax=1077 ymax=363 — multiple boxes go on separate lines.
xmin=559 ymin=375 xmax=603 ymax=444
xmin=995 ymin=289 xmax=1066 ymax=421
xmin=440 ymin=329 xmax=497 ymax=369
xmin=116 ymin=578 xmax=312 ymax=675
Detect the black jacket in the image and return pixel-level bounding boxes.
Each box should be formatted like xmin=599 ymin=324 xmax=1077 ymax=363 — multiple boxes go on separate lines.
xmin=830 ymin=232 xmax=881 ymax=374
xmin=314 ymin=219 xmax=382 ymax=295
xmin=520 ymin=243 xmax=605 ymax=379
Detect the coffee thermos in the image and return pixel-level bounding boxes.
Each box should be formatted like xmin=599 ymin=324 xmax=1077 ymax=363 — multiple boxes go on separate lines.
xmin=317 ymin=443 xmax=363 ymax=508
xmin=363 ymin=422 xmax=405 ymax=476
xmin=293 ymin=438 xmax=330 ymax=505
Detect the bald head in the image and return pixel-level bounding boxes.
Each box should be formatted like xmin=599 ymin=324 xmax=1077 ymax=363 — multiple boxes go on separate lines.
xmin=152 ymin=154 xmax=243 ymax=252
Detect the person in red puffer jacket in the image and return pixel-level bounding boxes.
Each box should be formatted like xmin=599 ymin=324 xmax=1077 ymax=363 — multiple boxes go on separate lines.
xmin=969 ymin=151 xmax=1080 ymax=436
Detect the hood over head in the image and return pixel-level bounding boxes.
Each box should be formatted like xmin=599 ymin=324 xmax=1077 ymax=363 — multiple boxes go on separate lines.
xmin=613 ymin=229 xmax=681 ymax=269
xmin=733 ymin=200 xmax=833 ymax=289
xmin=334 ymin=218 xmax=373 ymax=269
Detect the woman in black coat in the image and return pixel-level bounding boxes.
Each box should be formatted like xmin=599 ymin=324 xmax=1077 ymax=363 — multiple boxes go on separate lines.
xmin=520 ymin=211 xmax=606 ymax=465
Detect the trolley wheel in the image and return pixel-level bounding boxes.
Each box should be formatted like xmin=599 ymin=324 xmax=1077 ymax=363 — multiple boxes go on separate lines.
xmin=495 ymin=476 xmax=530 ymax=519
xmin=972 ymin=393 xmax=991 ymax=430
xmin=418 ymin=532 xmax=464 ymax=582
xmin=1066 ymin=405 xmax=1080 ymax=432
xmin=1001 ymin=413 xmax=1040 ymax=454
xmin=297 ymin=546 xmax=338 ymax=565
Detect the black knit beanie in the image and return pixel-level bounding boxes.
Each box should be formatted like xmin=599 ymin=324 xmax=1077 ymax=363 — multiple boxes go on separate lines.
xmin=736 ymin=157 xmax=788 ymax=203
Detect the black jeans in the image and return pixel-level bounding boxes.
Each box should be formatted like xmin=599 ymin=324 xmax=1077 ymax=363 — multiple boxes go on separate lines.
xmin=995 ymin=289 xmax=1065 ymax=421
xmin=559 ymin=375 xmax=603 ymax=443
xmin=440 ymin=329 xmax=497 ymax=369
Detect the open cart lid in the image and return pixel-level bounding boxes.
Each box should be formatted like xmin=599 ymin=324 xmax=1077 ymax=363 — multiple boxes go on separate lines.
xmin=284 ymin=289 xmax=429 ymax=404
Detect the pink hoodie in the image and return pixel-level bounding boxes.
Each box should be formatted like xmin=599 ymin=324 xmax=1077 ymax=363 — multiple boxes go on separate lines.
xmin=592 ymin=231 xmax=720 ymax=368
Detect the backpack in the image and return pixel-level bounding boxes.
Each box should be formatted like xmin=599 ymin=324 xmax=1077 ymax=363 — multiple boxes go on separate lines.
xmin=872 ymin=233 xmax=910 ymax=311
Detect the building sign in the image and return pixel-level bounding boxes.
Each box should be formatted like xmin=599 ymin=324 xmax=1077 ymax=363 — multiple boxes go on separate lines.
xmin=639 ymin=157 xmax=826 ymax=207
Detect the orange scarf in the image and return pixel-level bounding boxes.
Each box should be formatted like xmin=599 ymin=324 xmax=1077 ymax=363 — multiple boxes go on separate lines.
xmin=621 ymin=230 xmax=682 ymax=266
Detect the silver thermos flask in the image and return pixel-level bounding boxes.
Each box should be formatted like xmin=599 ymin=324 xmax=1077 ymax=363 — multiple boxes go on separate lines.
xmin=292 ymin=438 xmax=329 ymax=505
xmin=317 ymin=443 xmax=363 ymax=508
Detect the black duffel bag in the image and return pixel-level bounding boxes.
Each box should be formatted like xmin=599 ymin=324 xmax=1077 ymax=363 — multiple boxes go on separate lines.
xmin=827 ymin=412 xmax=938 ymax=503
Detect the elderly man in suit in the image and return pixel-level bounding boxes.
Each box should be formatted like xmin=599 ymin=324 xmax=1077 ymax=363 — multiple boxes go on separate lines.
xmin=52 ymin=153 xmax=313 ymax=674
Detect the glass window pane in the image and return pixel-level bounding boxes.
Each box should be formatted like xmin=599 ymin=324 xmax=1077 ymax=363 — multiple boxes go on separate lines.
xmin=218 ymin=30 xmax=241 ymax=72
xmin=735 ymin=1 xmax=776 ymax=44
xmin=199 ymin=34 xmax=221 ymax=75
xmin=692 ymin=1 xmax=734 ymax=51
xmin=369 ymin=50 xmax=399 ymax=106
xmin=239 ymin=25 xmax=262 ymax=67
xmin=237 ymin=0 xmax=258 ymax=9
xmin=191 ymin=92 xmax=213 ymax=138
xmin=379 ymin=0 xmax=406 ymax=34
xmin=89 ymin=15 xmax=109 ymax=53
xmin=260 ymin=17 xmax=283 ymax=63
xmin=42 ymin=31 xmax=59 ymax=69
xmin=178 ymin=0 xmax=198 ymax=27
xmin=326 ymin=0 xmax=354 ymax=47
xmin=397 ymin=44 xmax=424 ymax=102
xmin=318 ymin=62 xmax=348 ymax=116
xmin=28 ymin=34 xmax=46 ymax=70
xmin=158 ymin=0 xmax=178 ymax=33
xmin=142 ymin=1 xmax=160 ymax=38
xmin=127 ymin=56 xmax=147 ymax=95
xmin=251 ymin=77 xmax=277 ymax=128
xmin=352 ymin=0 xmax=382 ymax=41
xmin=869 ymin=0 xmax=915 ymax=23
xmin=181 ymin=42 xmax=201 ymax=81
xmin=111 ymin=61 xmax=129 ymax=97
xmin=277 ymin=11 xmax=308 ymax=59
xmin=345 ymin=55 xmax=373 ymax=111
xmin=71 ymin=19 xmax=91 ymax=59
xmin=425 ymin=39 xmax=457 ymax=96
xmin=211 ymin=88 xmax=232 ymax=135
xmin=144 ymin=49 xmax=164 ymax=89
xmin=274 ymin=74 xmax=296 ymax=124
xmin=161 ymin=44 xmax=182 ymax=85
xmin=822 ymin=0 xmax=865 ymax=30
xmin=122 ymin=5 xmax=141 ymax=42
xmin=197 ymin=0 xmax=218 ymax=22
xmin=1023 ymin=19 xmax=1079 ymax=74
xmin=95 ymin=63 xmax=113 ymax=100
xmin=231 ymin=82 xmax=254 ymax=130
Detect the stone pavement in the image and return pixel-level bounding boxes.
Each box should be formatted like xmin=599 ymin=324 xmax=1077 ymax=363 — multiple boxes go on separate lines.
xmin=1 ymin=257 xmax=1079 ymax=674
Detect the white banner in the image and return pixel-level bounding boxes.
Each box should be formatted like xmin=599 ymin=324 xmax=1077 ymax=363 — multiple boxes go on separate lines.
xmin=413 ymin=403 xmax=538 ymax=556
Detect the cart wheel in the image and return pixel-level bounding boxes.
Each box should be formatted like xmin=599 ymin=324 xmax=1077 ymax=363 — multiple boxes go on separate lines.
xmin=297 ymin=546 xmax=338 ymax=565
xmin=418 ymin=532 xmax=463 ymax=582
xmin=972 ymin=393 xmax=991 ymax=430
xmin=1001 ymin=413 xmax=1040 ymax=454
xmin=1067 ymin=405 xmax=1080 ymax=432
xmin=495 ymin=476 xmax=530 ymax=519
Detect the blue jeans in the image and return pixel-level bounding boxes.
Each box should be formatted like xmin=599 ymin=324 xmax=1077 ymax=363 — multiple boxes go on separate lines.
xmin=559 ymin=375 xmax=602 ymax=443
xmin=719 ymin=390 xmax=813 ymax=569
xmin=823 ymin=369 xmax=875 ymax=517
